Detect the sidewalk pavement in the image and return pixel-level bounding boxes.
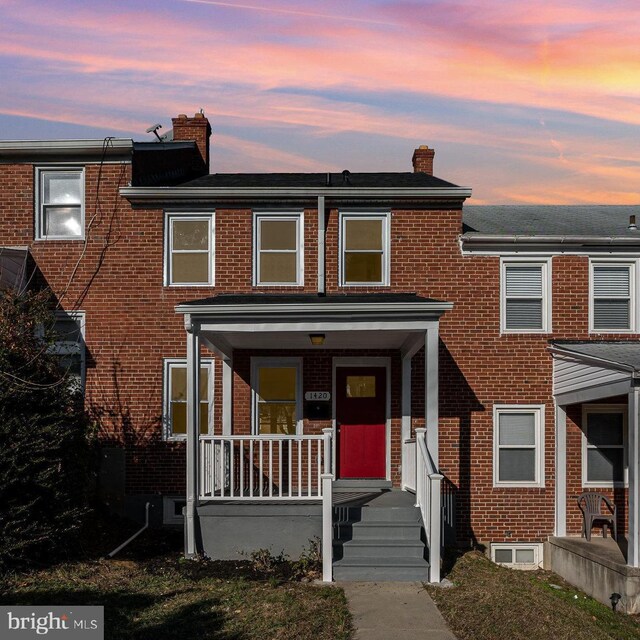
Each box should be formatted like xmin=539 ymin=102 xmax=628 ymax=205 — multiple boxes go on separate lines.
xmin=340 ymin=581 xmax=457 ymax=640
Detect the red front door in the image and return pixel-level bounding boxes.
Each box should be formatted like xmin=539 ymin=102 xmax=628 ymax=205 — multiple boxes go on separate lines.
xmin=336 ymin=367 xmax=386 ymax=479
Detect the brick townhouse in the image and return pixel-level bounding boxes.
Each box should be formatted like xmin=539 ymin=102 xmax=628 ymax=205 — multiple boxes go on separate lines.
xmin=2 ymin=112 xmax=640 ymax=608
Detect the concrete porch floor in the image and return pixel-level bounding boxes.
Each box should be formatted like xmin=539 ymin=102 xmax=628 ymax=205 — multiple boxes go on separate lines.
xmin=546 ymin=535 xmax=640 ymax=613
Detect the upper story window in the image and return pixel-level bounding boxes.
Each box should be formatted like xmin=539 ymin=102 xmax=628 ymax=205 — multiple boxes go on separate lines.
xmin=582 ymin=405 xmax=627 ymax=487
xmin=500 ymin=259 xmax=551 ymax=333
xmin=340 ymin=212 xmax=390 ymax=286
xmin=165 ymin=213 xmax=215 ymax=286
xmin=493 ymin=404 xmax=545 ymax=488
xmin=254 ymin=213 xmax=303 ymax=286
xmin=163 ymin=359 xmax=214 ymax=440
xmin=590 ymin=261 xmax=636 ymax=332
xmin=35 ymin=168 xmax=84 ymax=240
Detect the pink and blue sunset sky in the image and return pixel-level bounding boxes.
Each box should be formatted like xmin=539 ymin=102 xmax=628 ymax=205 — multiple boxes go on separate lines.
xmin=1 ymin=0 xmax=639 ymax=203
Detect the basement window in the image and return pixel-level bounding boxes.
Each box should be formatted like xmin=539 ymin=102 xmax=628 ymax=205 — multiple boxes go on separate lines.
xmin=491 ymin=543 xmax=542 ymax=570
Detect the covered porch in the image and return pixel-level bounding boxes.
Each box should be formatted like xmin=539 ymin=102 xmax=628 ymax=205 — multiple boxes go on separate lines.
xmin=550 ymin=341 xmax=640 ymax=612
xmin=176 ymin=294 xmax=450 ymax=582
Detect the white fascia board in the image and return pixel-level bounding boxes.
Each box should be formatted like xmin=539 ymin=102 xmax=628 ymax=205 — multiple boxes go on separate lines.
xmin=548 ymin=345 xmax=638 ymax=375
xmin=120 ymin=186 xmax=472 ymax=200
xmin=0 ymin=139 xmax=133 ymax=152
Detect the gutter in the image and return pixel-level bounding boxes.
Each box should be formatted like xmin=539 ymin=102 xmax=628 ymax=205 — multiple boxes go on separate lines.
xmin=0 ymin=139 xmax=134 ymax=163
xmin=462 ymin=233 xmax=640 ymax=249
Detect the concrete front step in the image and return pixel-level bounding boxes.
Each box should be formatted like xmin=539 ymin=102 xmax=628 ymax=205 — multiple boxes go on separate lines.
xmin=333 ymin=556 xmax=431 ymax=581
xmin=334 ymin=538 xmax=426 ymax=560
xmin=334 ymin=521 xmax=423 ymax=540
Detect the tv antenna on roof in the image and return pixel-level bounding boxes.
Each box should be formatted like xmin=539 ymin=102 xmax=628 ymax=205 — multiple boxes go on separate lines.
xmin=146 ymin=123 xmax=164 ymax=142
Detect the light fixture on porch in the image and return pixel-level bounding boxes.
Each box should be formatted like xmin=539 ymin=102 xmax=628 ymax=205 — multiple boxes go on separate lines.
xmin=309 ymin=333 xmax=325 ymax=346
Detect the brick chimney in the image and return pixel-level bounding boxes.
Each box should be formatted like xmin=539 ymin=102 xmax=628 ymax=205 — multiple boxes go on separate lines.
xmin=172 ymin=112 xmax=212 ymax=172
xmin=412 ymin=145 xmax=435 ymax=175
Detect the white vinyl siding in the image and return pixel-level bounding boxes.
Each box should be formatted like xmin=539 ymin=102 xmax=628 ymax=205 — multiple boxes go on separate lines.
xmin=165 ymin=213 xmax=215 ymax=286
xmin=590 ymin=262 xmax=635 ymax=332
xmin=582 ymin=405 xmax=627 ymax=488
xmin=500 ymin=259 xmax=550 ymax=333
xmin=493 ymin=405 xmax=545 ymax=488
xmin=35 ymin=168 xmax=84 ymax=240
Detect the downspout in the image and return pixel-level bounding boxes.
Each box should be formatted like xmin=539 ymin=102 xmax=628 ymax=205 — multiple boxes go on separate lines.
xmin=107 ymin=502 xmax=151 ymax=558
xmin=317 ymin=195 xmax=326 ymax=294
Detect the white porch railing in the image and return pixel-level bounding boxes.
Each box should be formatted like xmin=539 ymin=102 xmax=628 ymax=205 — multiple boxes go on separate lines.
xmin=199 ymin=433 xmax=331 ymax=501
xmin=414 ymin=427 xmax=443 ymax=584
xmin=402 ymin=437 xmax=416 ymax=492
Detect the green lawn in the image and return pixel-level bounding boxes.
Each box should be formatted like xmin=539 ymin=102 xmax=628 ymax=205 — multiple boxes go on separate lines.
xmin=426 ymin=551 xmax=640 ymax=640
xmin=0 ymin=529 xmax=351 ymax=640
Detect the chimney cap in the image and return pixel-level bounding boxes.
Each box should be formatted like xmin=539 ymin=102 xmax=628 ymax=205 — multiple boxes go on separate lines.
xmin=418 ymin=145 xmax=430 ymax=150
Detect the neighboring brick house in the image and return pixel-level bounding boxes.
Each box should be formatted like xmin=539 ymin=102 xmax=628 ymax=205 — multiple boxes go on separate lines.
xmin=2 ymin=112 xmax=640 ymax=605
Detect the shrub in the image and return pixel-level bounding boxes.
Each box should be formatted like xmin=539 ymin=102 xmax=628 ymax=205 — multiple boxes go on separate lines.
xmin=0 ymin=289 xmax=95 ymax=571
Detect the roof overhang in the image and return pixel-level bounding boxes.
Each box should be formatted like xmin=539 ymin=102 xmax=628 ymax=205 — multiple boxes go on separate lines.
xmin=550 ymin=342 xmax=640 ymax=405
xmin=0 ymin=139 xmax=134 ymax=164
xmin=462 ymin=234 xmax=640 ymax=254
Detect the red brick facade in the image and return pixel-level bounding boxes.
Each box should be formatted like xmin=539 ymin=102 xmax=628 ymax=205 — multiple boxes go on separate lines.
xmin=1 ymin=121 xmax=635 ymax=549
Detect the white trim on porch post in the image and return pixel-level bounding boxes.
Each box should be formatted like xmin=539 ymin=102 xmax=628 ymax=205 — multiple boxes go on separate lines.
xmin=628 ymin=383 xmax=640 ymax=567
xmin=554 ymin=403 xmax=567 ymax=537
xmin=185 ymin=322 xmax=201 ymax=557
xmin=401 ymin=353 xmax=412 ymax=489
xmin=425 ymin=326 xmax=439 ymax=465
xmin=222 ymin=355 xmax=233 ymax=436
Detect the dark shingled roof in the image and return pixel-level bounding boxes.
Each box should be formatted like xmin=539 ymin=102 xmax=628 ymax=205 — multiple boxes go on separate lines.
xmin=179 ymin=293 xmax=440 ymax=307
xmin=180 ymin=172 xmax=458 ymax=189
xmin=463 ymin=205 xmax=640 ymax=237
xmin=552 ymin=341 xmax=640 ymax=372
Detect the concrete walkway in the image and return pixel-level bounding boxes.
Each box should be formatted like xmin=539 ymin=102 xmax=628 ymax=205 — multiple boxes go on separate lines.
xmin=341 ymin=581 xmax=457 ymax=640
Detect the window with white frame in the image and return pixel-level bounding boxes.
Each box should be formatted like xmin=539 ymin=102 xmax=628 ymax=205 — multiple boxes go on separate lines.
xmin=340 ymin=213 xmax=390 ymax=286
xmin=493 ymin=405 xmax=544 ymax=487
xmin=583 ymin=405 xmax=627 ymax=487
xmin=166 ymin=213 xmax=214 ymax=285
xmin=251 ymin=358 xmax=302 ymax=435
xmin=254 ymin=213 xmax=303 ymax=285
xmin=36 ymin=168 xmax=84 ymax=239
xmin=491 ymin=543 xmax=543 ymax=570
xmin=163 ymin=359 xmax=214 ymax=439
xmin=51 ymin=310 xmax=86 ymax=391
xmin=590 ymin=261 xmax=636 ymax=332
xmin=501 ymin=260 xmax=550 ymax=332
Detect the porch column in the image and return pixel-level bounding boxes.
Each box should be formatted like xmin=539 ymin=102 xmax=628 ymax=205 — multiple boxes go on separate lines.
xmin=628 ymin=382 xmax=640 ymax=567
xmin=222 ymin=355 xmax=233 ymax=436
xmin=185 ymin=322 xmax=201 ymax=557
xmin=554 ymin=403 xmax=567 ymax=537
xmin=425 ymin=326 xmax=439 ymax=466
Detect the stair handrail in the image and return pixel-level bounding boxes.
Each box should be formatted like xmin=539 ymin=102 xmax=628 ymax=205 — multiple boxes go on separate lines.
xmin=415 ymin=428 xmax=443 ymax=584
xmin=321 ymin=428 xmax=334 ymax=582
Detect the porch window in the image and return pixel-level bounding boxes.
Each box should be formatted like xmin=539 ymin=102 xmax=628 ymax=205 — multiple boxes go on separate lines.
xmin=166 ymin=213 xmax=214 ymax=285
xmin=163 ymin=359 xmax=214 ymax=439
xmin=583 ymin=406 xmax=627 ymax=487
xmin=36 ymin=168 xmax=84 ymax=239
xmin=340 ymin=213 xmax=390 ymax=285
xmin=252 ymin=358 xmax=302 ymax=435
xmin=493 ymin=405 xmax=544 ymax=487
xmin=500 ymin=259 xmax=550 ymax=332
xmin=254 ymin=213 xmax=303 ymax=285
xmin=590 ymin=262 xmax=635 ymax=332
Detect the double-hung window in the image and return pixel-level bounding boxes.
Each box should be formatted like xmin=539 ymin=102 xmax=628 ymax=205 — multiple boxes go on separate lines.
xmin=36 ymin=168 xmax=84 ymax=239
xmin=590 ymin=261 xmax=636 ymax=332
xmin=163 ymin=359 xmax=214 ymax=439
xmin=493 ymin=405 xmax=544 ymax=487
xmin=251 ymin=358 xmax=302 ymax=435
xmin=501 ymin=259 xmax=550 ymax=332
xmin=340 ymin=213 xmax=390 ymax=286
xmin=166 ymin=213 xmax=214 ymax=285
xmin=51 ymin=310 xmax=86 ymax=391
xmin=583 ymin=405 xmax=627 ymax=487
xmin=254 ymin=213 xmax=303 ymax=285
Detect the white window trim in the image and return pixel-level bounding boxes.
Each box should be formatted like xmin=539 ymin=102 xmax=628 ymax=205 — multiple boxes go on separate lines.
xmin=493 ymin=404 xmax=545 ymax=488
xmin=163 ymin=358 xmax=214 ymax=441
xmin=499 ymin=257 xmax=552 ymax=334
xmin=48 ymin=310 xmax=86 ymax=391
xmin=250 ymin=357 xmax=303 ymax=436
xmin=589 ymin=258 xmax=638 ymax=334
xmin=35 ymin=167 xmax=85 ymax=240
xmin=491 ymin=543 xmax=543 ymax=570
xmin=164 ymin=212 xmax=215 ymax=286
xmin=582 ymin=404 xmax=628 ymax=488
xmin=253 ymin=211 xmax=304 ymax=286
xmin=339 ymin=211 xmax=390 ymax=287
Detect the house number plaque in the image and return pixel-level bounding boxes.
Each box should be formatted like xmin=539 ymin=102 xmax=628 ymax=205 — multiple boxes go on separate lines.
xmin=304 ymin=391 xmax=331 ymax=401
